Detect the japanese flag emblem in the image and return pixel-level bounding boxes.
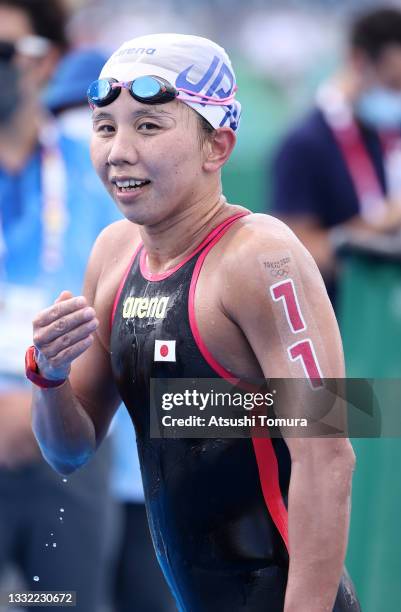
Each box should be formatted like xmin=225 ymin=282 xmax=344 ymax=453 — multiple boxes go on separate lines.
xmin=154 ymin=340 xmax=176 ymax=362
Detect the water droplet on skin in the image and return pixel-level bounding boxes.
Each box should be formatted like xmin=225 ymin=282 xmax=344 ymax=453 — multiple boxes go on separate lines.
xmin=52 ymin=543 xmax=57 ymax=548
xmin=33 ymin=576 xmax=39 ymax=582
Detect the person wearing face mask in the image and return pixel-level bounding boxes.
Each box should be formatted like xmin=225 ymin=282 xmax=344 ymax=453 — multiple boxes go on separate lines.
xmin=0 ymin=2 xmax=120 ymax=610
xmin=44 ymin=48 xmax=110 ymax=142
xmin=270 ymin=7 xmax=401 ymax=306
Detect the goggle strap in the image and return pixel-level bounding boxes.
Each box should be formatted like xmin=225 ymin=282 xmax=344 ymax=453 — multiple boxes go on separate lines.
xmin=177 ymin=96 xmax=236 ymax=107
xmin=176 ymin=85 xmax=237 ymax=105
xmin=177 ymin=85 xmax=236 ymax=99
xmin=107 ymin=80 xmax=236 ymax=104
xmin=111 ymin=81 xmax=130 ymax=89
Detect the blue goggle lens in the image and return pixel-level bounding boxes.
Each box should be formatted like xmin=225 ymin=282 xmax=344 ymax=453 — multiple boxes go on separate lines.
xmin=87 ymin=78 xmax=112 ymax=103
xmin=131 ymin=76 xmax=162 ymax=99
xmin=88 ymin=76 xmax=176 ymax=107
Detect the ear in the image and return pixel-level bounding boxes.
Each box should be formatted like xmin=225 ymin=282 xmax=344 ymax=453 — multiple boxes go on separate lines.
xmin=203 ymin=127 xmax=236 ymax=172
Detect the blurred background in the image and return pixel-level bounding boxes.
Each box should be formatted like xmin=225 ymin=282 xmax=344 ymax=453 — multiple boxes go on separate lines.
xmin=1 ymin=0 xmax=401 ymax=610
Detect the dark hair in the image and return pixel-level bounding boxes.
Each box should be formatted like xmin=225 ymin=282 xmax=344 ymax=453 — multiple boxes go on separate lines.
xmin=0 ymin=0 xmax=69 ymax=51
xmin=350 ymin=7 xmax=401 ymax=61
xmin=197 ymin=113 xmax=215 ymax=146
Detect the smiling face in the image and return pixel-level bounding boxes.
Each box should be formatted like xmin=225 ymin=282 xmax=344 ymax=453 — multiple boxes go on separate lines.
xmin=90 ymin=88 xmax=214 ymax=226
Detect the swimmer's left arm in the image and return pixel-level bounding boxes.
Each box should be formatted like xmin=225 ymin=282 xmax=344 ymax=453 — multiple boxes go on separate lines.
xmin=221 ymin=215 xmax=355 ymax=612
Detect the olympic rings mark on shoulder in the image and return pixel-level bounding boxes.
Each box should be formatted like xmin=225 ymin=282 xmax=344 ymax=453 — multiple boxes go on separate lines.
xmin=270 ymin=268 xmax=289 ymax=278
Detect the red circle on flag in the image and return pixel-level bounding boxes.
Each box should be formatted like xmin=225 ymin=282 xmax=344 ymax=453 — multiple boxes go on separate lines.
xmin=160 ymin=344 xmax=169 ymax=357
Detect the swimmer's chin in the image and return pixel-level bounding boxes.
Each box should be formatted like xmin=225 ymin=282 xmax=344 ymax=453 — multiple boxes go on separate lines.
xmin=113 ymin=203 xmax=165 ymax=227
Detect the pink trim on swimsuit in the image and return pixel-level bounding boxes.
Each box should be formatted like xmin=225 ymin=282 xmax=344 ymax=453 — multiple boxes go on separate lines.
xmin=188 ymin=213 xmax=248 ymax=379
xmin=139 ymin=212 xmax=247 ymax=281
xmin=187 ymin=212 xmax=289 ymax=551
xmin=252 ymin=438 xmax=289 ymax=551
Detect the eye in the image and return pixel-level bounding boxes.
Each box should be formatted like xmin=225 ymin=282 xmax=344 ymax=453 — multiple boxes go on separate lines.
xmin=93 ymin=122 xmax=115 ymax=135
xmin=137 ymin=121 xmax=161 ymax=132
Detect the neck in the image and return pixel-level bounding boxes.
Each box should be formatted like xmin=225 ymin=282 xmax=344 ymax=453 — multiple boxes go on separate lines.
xmin=0 ymin=101 xmax=41 ymax=172
xmin=139 ymin=187 xmax=242 ymax=273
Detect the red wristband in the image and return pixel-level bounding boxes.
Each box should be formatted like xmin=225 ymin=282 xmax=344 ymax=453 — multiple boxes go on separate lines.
xmin=25 ymin=346 xmax=67 ymax=389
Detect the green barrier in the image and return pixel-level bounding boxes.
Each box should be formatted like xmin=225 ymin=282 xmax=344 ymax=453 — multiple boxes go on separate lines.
xmin=338 ymin=254 xmax=401 ymax=612
xmin=222 ymin=57 xmax=292 ymax=213
xmin=339 ymin=254 xmax=401 ymax=377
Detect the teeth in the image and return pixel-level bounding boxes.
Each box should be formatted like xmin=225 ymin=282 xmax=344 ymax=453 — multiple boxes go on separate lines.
xmin=115 ymin=179 xmax=148 ymax=188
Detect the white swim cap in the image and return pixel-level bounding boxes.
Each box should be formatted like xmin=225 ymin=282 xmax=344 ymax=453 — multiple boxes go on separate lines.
xmin=100 ymin=33 xmax=241 ymax=131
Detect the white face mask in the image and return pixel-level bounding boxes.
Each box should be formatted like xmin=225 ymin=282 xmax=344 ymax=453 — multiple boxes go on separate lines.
xmin=355 ymin=86 xmax=401 ymax=130
xmin=57 ymin=106 xmax=93 ymax=142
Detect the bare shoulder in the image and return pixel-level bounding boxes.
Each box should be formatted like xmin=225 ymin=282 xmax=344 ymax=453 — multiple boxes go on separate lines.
xmin=230 ymin=213 xmax=310 ymax=254
xmin=220 ymin=212 xmax=322 ymax=286
xmin=217 ymin=214 xmax=343 ymax=379
xmin=215 ymin=211 xmax=334 ymax=349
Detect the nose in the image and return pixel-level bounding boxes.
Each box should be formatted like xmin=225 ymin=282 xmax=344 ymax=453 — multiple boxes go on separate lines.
xmin=107 ymin=127 xmax=140 ymax=167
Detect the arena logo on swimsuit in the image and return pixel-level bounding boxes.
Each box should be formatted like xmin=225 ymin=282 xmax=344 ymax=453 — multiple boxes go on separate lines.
xmin=122 ymin=296 xmax=169 ymax=319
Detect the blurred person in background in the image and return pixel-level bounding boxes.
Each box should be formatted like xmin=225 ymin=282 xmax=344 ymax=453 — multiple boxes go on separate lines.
xmin=270 ymin=7 xmax=401 ymax=305
xmin=0 ymin=2 xmax=118 ymax=609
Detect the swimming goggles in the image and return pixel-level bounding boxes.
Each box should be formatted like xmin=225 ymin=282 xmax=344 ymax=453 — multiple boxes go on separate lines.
xmin=87 ymin=75 xmax=237 ymax=108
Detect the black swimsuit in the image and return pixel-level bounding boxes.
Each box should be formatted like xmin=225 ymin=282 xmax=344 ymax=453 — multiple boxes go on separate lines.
xmin=110 ymin=213 xmax=361 ymax=611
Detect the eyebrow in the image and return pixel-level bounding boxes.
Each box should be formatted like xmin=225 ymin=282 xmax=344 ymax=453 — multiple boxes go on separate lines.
xmin=92 ymin=108 xmax=173 ymax=121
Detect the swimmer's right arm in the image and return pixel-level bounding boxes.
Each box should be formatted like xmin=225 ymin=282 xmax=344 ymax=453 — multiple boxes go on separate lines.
xmin=30 ymin=229 xmax=123 ymax=475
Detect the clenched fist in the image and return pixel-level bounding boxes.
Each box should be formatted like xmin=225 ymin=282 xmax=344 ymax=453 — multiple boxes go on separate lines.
xmin=32 ymin=291 xmax=99 ymax=381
